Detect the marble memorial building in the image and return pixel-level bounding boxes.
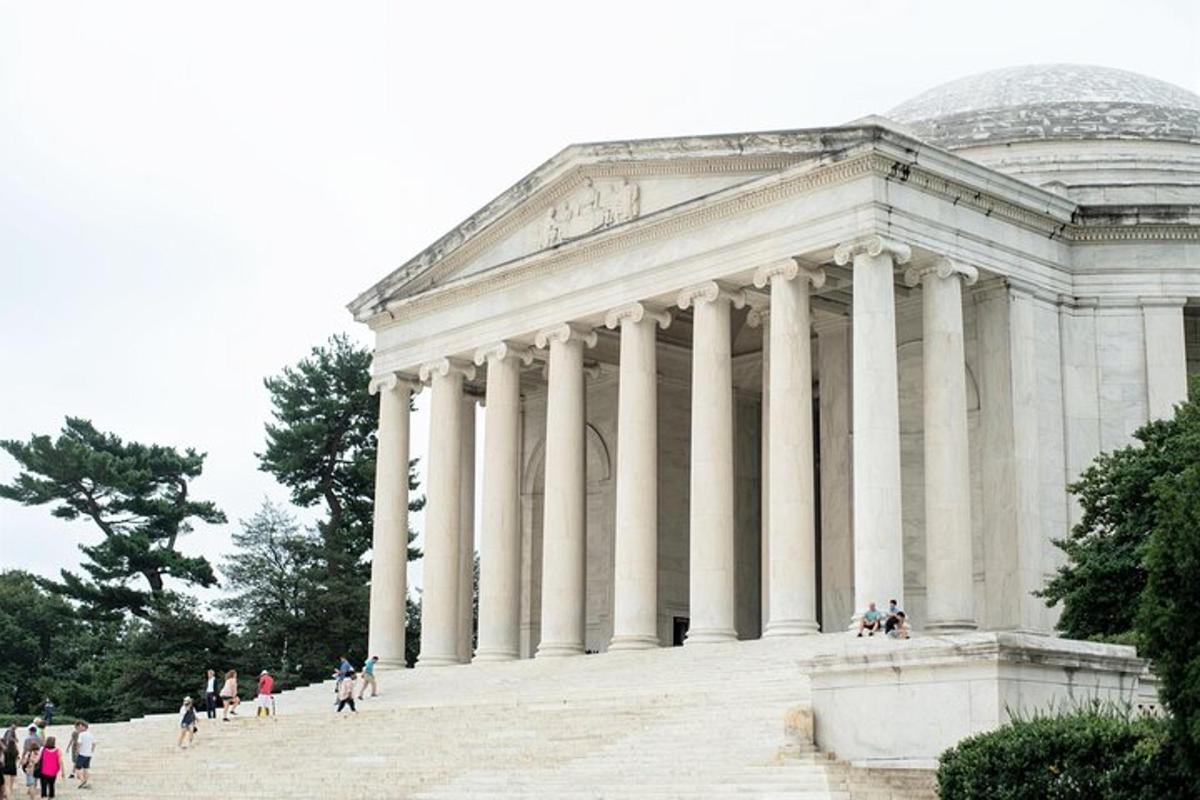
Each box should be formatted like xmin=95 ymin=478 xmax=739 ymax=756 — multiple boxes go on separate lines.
xmin=352 ymin=65 xmax=1200 ymax=670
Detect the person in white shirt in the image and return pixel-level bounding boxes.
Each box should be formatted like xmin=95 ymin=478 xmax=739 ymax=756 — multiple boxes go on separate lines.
xmin=74 ymin=722 xmax=95 ymax=789
xmin=203 ymin=669 xmax=219 ymax=720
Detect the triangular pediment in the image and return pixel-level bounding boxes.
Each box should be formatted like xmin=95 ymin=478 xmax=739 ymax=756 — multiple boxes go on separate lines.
xmin=348 ymin=127 xmax=887 ymax=321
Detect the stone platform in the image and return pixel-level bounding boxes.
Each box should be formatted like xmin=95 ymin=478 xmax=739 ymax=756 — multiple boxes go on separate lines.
xmin=73 ymin=633 xmax=1144 ymax=799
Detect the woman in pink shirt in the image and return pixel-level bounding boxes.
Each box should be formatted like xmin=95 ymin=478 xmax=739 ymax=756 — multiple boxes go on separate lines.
xmin=36 ymin=736 xmax=64 ymax=798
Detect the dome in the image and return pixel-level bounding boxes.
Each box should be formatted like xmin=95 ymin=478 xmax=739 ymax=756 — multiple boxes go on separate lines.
xmin=887 ymin=64 xmax=1200 ymax=149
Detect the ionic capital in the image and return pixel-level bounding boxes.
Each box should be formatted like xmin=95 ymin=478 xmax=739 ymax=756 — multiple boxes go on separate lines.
xmin=903 ymin=257 xmax=979 ymax=288
xmin=534 ymin=323 xmax=598 ymax=350
xmin=418 ymin=357 xmax=476 ymax=384
xmin=676 ymin=280 xmax=746 ymax=311
xmin=833 ymin=235 xmax=912 ymax=267
xmin=752 ymin=259 xmax=826 ymax=290
xmin=604 ymin=302 xmax=672 ymax=331
xmin=473 ymin=341 xmax=535 ymax=367
xmin=368 ymin=371 xmax=421 ymax=395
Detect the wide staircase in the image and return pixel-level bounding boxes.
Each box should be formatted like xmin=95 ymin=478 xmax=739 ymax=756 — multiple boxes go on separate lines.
xmin=81 ymin=636 xmax=935 ymax=799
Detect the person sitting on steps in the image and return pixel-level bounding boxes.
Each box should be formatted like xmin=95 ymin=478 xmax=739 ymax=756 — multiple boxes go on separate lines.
xmin=886 ymin=611 xmax=911 ymax=639
xmin=857 ymin=602 xmax=884 ymax=636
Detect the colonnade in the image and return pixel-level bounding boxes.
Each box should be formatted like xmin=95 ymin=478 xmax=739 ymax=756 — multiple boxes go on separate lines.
xmin=367 ymin=235 xmax=980 ymax=667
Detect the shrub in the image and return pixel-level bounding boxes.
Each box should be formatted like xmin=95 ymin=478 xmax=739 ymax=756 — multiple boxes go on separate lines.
xmin=937 ymin=707 xmax=1195 ymax=799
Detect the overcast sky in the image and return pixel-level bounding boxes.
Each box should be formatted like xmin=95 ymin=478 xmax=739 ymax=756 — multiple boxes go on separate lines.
xmin=2 ymin=0 xmax=1197 ymax=613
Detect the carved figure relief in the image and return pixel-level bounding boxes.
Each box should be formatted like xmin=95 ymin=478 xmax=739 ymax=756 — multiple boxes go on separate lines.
xmin=542 ymin=178 xmax=640 ymax=248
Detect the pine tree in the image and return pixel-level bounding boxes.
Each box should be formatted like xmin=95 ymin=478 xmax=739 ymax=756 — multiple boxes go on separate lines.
xmin=0 ymin=418 xmax=226 ymax=617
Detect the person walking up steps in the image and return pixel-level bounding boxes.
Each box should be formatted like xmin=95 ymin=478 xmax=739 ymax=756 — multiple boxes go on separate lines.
xmin=255 ymin=671 xmax=274 ymax=717
xmin=203 ymin=670 xmax=219 ymax=720
xmin=358 ymin=656 xmax=378 ymax=700
xmin=335 ymin=671 xmax=357 ymax=713
xmin=177 ymin=698 xmax=197 ymax=749
xmin=3 ymin=726 xmax=18 ymax=799
xmin=64 ymin=727 xmax=77 ymax=781
xmin=220 ymin=670 xmax=240 ymax=721
xmin=20 ymin=739 xmax=40 ymax=800
xmin=35 ymin=737 xmax=63 ymax=798
xmin=73 ymin=722 xmax=94 ymax=790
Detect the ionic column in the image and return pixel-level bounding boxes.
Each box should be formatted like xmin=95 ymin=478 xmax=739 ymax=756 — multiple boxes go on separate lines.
xmin=747 ymin=307 xmax=770 ymax=628
xmin=457 ymin=395 xmax=477 ymax=663
xmin=368 ymin=373 xmax=418 ymax=667
xmin=416 ymin=357 xmax=475 ymax=667
xmin=906 ymin=258 xmax=978 ymax=632
xmin=677 ymin=281 xmax=745 ymax=644
xmin=534 ymin=323 xmax=596 ymax=657
xmin=606 ymin=302 xmax=671 ymax=651
xmin=834 ymin=235 xmax=909 ymax=617
xmin=754 ymin=259 xmax=825 ymax=636
xmin=473 ymin=342 xmax=532 ymax=662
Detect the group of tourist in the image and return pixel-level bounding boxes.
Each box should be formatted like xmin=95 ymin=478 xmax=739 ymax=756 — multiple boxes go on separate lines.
xmin=1 ymin=707 xmax=95 ymax=799
xmin=333 ymin=655 xmax=380 ymax=714
xmin=856 ymin=599 xmax=911 ymax=639
xmin=177 ymin=666 xmax=279 ymax=748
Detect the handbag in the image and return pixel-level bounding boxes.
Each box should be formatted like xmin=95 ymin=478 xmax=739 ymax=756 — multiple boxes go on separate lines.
xmin=32 ymin=754 xmax=43 ymax=779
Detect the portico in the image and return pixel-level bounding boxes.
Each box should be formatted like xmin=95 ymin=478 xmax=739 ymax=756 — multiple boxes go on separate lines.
xmin=354 ymin=70 xmax=1200 ymax=667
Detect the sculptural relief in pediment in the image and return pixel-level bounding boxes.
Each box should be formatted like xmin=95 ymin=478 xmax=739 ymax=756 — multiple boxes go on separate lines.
xmin=542 ymin=178 xmax=640 ymax=248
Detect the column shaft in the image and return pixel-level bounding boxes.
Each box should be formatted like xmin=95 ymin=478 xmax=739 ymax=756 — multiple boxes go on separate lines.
xmin=913 ymin=261 xmax=977 ymax=631
xmin=475 ymin=345 xmax=526 ymax=662
xmin=758 ymin=263 xmax=821 ymax=635
xmin=368 ymin=376 xmax=413 ymax=667
xmin=536 ymin=325 xmax=592 ymax=657
xmin=457 ymin=396 xmax=477 ymax=662
xmin=835 ymin=237 xmax=908 ymax=615
xmin=608 ymin=305 xmax=666 ymax=650
xmin=679 ymin=283 xmax=740 ymax=644
xmin=417 ymin=361 xmax=468 ymax=667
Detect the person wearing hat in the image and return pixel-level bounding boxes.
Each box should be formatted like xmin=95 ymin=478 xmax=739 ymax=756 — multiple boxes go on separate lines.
xmin=177 ymin=697 xmax=197 ymax=749
xmin=255 ymin=670 xmax=274 ymax=717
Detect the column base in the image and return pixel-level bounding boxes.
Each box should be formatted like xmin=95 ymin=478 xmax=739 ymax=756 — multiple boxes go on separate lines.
xmin=535 ymin=641 xmax=585 ymax=658
xmin=924 ymin=619 xmax=978 ymax=634
xmin=608 ymin=634 xmax=660 ymax=651
xmin=763 ymin=619 xmax=821 ymax=637
xmin=473 ymin=648 xmax=519 ymax=663
xmin=373 ymin=657 xmax=408 ymax=669
xmin=684 ymin=628 xmax=738 ymax=645
xmin=415 ymin=654 xmax=461 ymax=668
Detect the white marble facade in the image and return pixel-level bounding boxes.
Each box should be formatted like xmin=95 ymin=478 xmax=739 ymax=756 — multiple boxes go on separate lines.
xmin=358 ymin=65 xmax=1200 ymax=668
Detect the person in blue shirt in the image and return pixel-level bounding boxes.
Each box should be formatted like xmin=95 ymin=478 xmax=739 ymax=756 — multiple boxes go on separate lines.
xmin=358 ymin=656 xmax=379 ymax=700
xmin=857 ymin=602 xmax=884 ymax=637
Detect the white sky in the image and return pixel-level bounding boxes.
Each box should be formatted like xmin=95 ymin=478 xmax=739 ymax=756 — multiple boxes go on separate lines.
xmin=2 ymin=0 xmax=1198 ymax=614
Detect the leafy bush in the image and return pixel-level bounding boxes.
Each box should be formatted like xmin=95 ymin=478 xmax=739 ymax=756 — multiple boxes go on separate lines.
xmin=937 ymin=707 xmax=1195 ymax=799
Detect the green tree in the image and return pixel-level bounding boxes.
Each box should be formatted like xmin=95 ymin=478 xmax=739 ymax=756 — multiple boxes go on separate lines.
xmin=216 ymin=500 xmax=326 ymax=681
xmin=0 ymin=418 xmax=226 ymax=618
xmin=1039 ymin=381 xmax=1200 ymax=641
xmin=257 ymin=334 xmax=423 ymax=670
xmin=1139 ymin=462 xmax=1200 ymax=772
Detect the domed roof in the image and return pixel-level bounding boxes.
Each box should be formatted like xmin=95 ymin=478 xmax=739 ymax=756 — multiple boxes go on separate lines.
xmin=887 ymin=64 xmax=1200 ymax=148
